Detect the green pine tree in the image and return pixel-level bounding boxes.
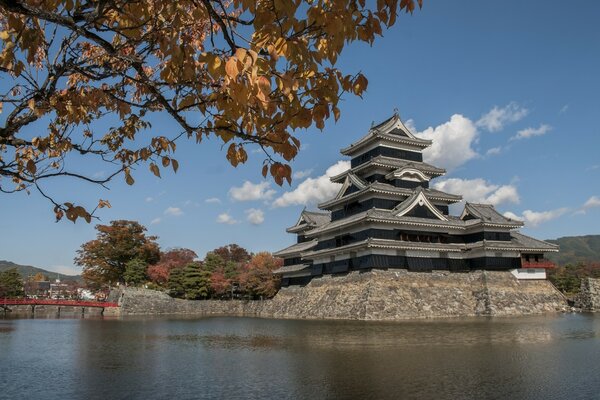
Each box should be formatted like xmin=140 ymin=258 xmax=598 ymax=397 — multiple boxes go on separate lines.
xmin=168 ymin=268 xmax=185 ymax=298
xmin=0 ymin=268 xmax=24 ymax=298
xmin=182 ymin=263 xmax=211 ymax=299
xmin=123 ymin=259 xmax=148 ymax=286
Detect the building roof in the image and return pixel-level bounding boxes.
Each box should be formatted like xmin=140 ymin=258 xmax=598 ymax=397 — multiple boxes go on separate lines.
xmin=301 ymin=232 xmax=558 ymax=260
xmin=340 ymin=113 xmax=432 ymax=156
xmin=272 ymin=264 xmax=312 ymax=275
xmin=273 ymin=240 xmax=318 ymax=257
xmin=306 ymin=205 xmax=525 ymax=237
xmin=391 ymin=187 xmax=449 ymax=221
xmin=491 ymin=232 xmax=559 ymax=252
xmin=461 ymin=203 xmax=523 ymax=227
xmin=330 ymin=156 xmax=446 ymax=183
xmin=286 ymin=210 xmax=331 ymax=233
xmin=319 ymin=182 xmax=462 ymax=209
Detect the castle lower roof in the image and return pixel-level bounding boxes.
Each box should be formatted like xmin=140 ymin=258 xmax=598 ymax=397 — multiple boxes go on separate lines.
xmin=461 ymin=203 xmax=524 ymax=226
xmin=286 ymin=210 xmax=331 ymax=233
xmin=272 ymin=264 xmax=312 ymax=275
xmin=330 ymin=156 xmax=446 ymax=183
xmin=305 ymin=207 xmax=523 ymax=237
xmin=273 ymin=240 xmax=318 ymax=257
xmin=301 ymin=233 xmax=558 ymax=260
xmin=319 ymin=182 xmax=461 ymax=209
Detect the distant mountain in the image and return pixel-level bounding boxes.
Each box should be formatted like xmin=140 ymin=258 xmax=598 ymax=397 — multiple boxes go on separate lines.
xmin=0 ymin=260 xmax=82 ymax=281
xmin=547 ymin=235 xmax=600 ymax=266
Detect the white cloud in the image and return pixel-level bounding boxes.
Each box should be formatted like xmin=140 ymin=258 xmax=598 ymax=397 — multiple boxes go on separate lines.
xmin=229 ymin=181 xmax=276 ymax=202
xmin=584 ymin=196 xmax=600 ymax=209
xmin=150 ymin=217 xmax=161 ymax=225
xmin=145 ymin=197 xmax=154 ymax=202
xmin=92 ymin=171 xmax=106 ymax=179
xmin=503 ymin=208 xmax=568 ymax=227
xmin=485 ymin=147 xmax=502 ymax=156
xmin=433 ymin=178 xmax=519 ymax=206
xmin=476 ymin=102 xmax=529 ymax=132
xmin=272 ymin=160 xmax=350 ymax=208
xmin=414 ymin=114 xmax=478 ymax=171
xmin=216 ymin=212 xmax=238 ymax=225
xmin=511 ymin=124 xmax=552 ymax=140
xmin=577 ymin=195 xmax=600 ymax=215
xmin=164 ymin=207 xmax=184 ymax=217
xmin=245 ymin=208 xmax=265 ymax=225
xmin=559 ymin=104 xmax=569 ymax=114
xmin=205 ymin=197 xmax=221 ymax=204
xmin=293 ymin=169 xmax=313 ymax=179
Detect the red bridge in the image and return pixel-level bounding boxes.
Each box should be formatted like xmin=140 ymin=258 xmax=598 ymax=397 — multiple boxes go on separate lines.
xmin=1 ymin=298 xmax=119 ymax=308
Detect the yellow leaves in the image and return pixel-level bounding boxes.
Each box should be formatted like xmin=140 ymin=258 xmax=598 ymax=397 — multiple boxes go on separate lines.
xmin=312 ymin=104 xmax=330 ymax=130
xmin=124 ymin=170 xmax=135 ymax=185
xmin=26 ymin=159 xmax=37 ymax=175
xmin=256 ymin=76 xmax=271 ymax=94
xmin=150 ymin=163 xmax=161 ymax=178
xmin=225 ymin=57 xmax=240 ymax=79
xmin=333 ymin=106 xmax=341 ymax=122
xmin=57 ymin=203 xmax=92 ymax=223
xmin=352 ymin=74 xmax=369 ymax=97
xmin=178 ymin=95 xmax=196 ymax=110
xmin=205 ymin=54 xmax=223 ymax=78
xmin=98 ymin=199 xmax=111 ymax=209
xmin=226 ymin=144 xmax=248 ymax=167
xmin=0 ymin=0 xmax=425 ymax=223
xmin=269 ymin=162 xmax=292 ymax=186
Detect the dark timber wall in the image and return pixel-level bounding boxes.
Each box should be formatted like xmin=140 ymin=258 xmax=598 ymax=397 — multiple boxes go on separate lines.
xmin=351 ymin=146 xmax=422 ymax=167
xmin=282 ymin=255 xmax=521 ymax=286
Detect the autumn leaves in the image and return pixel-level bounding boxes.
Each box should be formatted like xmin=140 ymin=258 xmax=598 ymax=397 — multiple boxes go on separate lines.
xmin=0 ymin=0 xmax=421 ymax=222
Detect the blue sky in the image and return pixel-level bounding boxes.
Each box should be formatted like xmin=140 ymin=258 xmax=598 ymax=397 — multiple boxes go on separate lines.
xmin=1 ymin=1 xmax=599 ymax=275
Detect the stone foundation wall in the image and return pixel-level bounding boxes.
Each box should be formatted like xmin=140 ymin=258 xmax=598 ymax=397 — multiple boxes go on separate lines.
xmin=115 ymin=269 xmax=568 ymax=320
xmin=575 ymin=278 xmax=600 ymax=311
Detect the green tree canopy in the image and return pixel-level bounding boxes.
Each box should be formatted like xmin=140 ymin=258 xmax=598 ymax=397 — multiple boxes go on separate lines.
xmin=123 ymin=259 xmax=148 ymax=286
xmin=167 ymin=267 xmax=185 ymax=298
xmin=182 ymin=263 xmax=212 ymax=300
xmin=0 ymin=268 xmax=24 ymax=298
xmin=75 ymin=220 xmax=160 ymax=286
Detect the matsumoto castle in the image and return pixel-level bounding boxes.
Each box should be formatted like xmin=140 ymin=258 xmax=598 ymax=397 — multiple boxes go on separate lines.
xmin=274 ymin=112 xmax=558 ymax=286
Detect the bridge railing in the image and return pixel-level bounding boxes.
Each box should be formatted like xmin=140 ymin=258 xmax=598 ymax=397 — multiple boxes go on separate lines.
xmin=0 ymin=298 xmax=119 ymax=308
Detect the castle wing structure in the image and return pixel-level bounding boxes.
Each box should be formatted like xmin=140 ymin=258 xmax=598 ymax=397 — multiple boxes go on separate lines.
xmin=274 ymin=113 xmax=558 ymax=286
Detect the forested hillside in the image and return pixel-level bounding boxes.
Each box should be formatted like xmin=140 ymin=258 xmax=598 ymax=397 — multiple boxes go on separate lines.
xmin=0 ymin=260 xmax=80 ymax=281
xmin=547 ymin=235 xmax=600 ymax=266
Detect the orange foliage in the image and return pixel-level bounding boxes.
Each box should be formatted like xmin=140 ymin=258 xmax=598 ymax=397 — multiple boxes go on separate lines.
xmin=0 ymin=0 xmax=422 ymax=221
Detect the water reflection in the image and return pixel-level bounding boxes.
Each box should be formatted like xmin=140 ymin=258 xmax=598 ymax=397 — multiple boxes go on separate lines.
xmin=1 ymin=314 xmax=600 ymax=400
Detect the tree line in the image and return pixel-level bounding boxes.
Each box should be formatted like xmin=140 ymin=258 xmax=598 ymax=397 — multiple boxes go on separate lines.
xmin=75 ymin=220 xmax=282 ymax=300
xmin=547 ymin=262 xmax=600 ymax=296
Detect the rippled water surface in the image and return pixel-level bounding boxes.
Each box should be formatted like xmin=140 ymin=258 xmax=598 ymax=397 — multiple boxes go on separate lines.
xmin=1 ymin=314 xmax=600 ymax=399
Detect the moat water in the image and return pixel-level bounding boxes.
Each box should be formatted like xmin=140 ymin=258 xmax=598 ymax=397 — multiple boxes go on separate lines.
xmin=1 ymin=313 xmax=600 ymax=400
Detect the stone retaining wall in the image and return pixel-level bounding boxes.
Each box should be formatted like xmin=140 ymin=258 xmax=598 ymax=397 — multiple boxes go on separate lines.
xmin=575 ymin=278 xmax=600 ymax=311
xmin=115 ymin=269 xmax=568 ymax=320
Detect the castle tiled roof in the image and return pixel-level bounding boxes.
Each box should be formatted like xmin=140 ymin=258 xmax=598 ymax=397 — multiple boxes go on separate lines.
xmin=273 ymin=240 xmax=318 ymax=257
xmin=273 ymin=264 xmax=311 ymax=275
xmin=286 ymin=210 xmax=331 ymax=233
xmin=330 ymin=156 xmax=446 ymax=183
xmin=340 ymin=114 xmax=432 ymax=155
xmin=319 ymin=181 xmax=461 ymax=209
xmin=462 ymin=203 xmax=523 ymax=227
